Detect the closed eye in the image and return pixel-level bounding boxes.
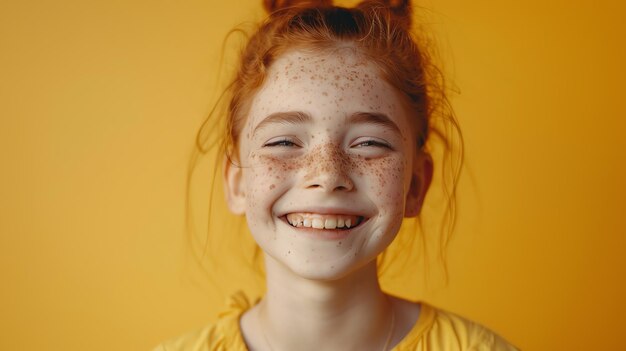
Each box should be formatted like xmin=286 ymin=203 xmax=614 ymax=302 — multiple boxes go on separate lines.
xmin=353 ymin=139 xmax=392 ymax=149
xmin=263 ymin=138 xmax=299 ymax=147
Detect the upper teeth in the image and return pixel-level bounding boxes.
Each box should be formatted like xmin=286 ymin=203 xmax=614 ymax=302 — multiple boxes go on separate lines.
xmin=286 ymin=213 xmax=360 ymax=229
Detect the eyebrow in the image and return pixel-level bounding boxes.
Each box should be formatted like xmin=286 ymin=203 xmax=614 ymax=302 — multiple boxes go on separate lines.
xmin=252 ymin=111 xmax=312 ymax=135
xmin=347 ymin=112 xmax=402 ymax=135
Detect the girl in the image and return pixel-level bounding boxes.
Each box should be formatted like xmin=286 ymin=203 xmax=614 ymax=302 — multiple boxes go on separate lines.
xmin=156 ymin=0 xmax=518 ymax=350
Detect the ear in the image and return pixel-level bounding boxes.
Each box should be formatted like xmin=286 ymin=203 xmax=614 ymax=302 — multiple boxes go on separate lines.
xmin=223 ymin=155 xmax=246 ymax=215
xmin=404 ymin=152 xmax=433 ymax=217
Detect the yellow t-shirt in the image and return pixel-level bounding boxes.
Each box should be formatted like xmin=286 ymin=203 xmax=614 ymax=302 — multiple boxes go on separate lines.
xmin=154 ymin=292 xmax=519 ymax=351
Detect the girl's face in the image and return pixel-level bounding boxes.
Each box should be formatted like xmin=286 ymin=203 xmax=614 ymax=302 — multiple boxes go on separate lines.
xmin=225 ymin=49 xmax=431 ymax=280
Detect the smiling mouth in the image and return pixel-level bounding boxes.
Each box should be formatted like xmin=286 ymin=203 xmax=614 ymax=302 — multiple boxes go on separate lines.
xmin=284 ymin=213 xmax=366 ymax=230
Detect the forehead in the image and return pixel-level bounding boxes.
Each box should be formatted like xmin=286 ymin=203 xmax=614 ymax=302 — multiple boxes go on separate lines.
xmin=246 ymin=49 xmax=411 ymax=131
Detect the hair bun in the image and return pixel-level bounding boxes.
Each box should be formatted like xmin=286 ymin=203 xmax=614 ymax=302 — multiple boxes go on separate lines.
xmin=263 ymin=0 xmax=333 ymax=14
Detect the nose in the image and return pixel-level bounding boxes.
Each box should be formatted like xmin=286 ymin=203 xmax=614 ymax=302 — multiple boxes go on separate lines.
xmin=302 ymin=143 xmax=354 ymax=192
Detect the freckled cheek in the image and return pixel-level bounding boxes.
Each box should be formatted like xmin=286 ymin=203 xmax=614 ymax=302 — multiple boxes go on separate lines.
xmin=357 ymin=156 xmax=407 ymax=215
xmin=245 ymin=155 xmax=298 ymax=203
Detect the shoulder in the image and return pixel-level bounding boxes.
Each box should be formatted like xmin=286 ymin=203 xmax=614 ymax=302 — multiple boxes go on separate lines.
xmin=421 ymin=304 xmax=519 ymax=351
xmin=395 ymin=302 xmax=519 ymax=351
xmin=152 ymin=291 xmax=254 ymax=351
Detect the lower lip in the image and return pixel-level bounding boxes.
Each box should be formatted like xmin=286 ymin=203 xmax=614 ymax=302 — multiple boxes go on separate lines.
xmin=280 ymin=218 xmax=361 ymax=240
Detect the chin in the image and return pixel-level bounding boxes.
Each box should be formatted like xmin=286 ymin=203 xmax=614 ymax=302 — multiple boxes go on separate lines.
xmin=289 ymin=265 xmax=350 ymax=281
xmin=276 ymin=252 xmax=375 ymax=282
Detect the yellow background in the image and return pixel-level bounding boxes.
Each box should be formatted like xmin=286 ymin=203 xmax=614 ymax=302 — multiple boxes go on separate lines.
xmin=1 ymin=0 xmax=625 ymax=350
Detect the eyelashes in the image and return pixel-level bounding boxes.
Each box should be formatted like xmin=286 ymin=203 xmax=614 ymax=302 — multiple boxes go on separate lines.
xmin=352 ymin=139 xmax=392 ymax=149
xmin=262 ymin=137 xmax=392 ymax=150
xmin=263 ymin=138 xmax=299 ymax=147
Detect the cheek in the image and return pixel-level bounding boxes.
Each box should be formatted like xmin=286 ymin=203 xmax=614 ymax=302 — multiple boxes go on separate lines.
xmin=353 ymin=155 xmax=407 ymax=214
xmin=245 ymin=152 xmax=298 ymax=206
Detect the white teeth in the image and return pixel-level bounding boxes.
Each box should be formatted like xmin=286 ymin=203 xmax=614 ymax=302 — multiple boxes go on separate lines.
xmin=303 ymin=218 xmax=312 ymax=228
xmin=312 ymin=218 xmax=324 ymax=229
xmin=325 ymin=218 xmax=337 ymax=229
xmin=286 ymin=213 xmax=362 ymax=230
xmin=287 ymin=214 xmax=301 ymax=227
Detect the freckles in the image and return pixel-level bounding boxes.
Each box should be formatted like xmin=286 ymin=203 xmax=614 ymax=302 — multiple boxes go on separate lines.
xmin=258 ymin=153 xmax=303 ymax=181
xmin=302 ymin=143 xmax=353 ymax=182
xmin=350 ymin=155 xmax=404 ymax=199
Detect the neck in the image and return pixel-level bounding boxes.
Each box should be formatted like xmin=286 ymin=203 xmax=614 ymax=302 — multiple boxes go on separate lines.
xmin=256 ymin=254 xmax=393 ymax=351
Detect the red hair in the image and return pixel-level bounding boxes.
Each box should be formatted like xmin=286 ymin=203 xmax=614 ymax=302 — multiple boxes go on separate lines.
xmin=225 ymin=0 xmax=431 ymax=158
